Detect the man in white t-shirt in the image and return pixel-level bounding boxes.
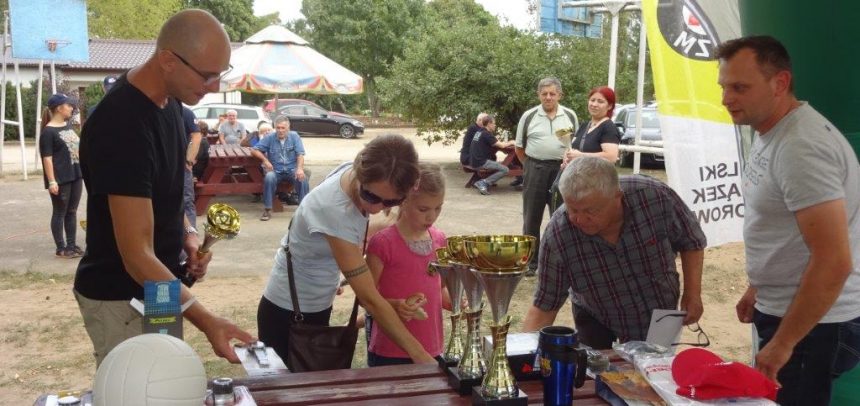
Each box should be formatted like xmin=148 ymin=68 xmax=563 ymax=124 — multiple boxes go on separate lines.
xmin=217 ymin=109 xmax=246 ymax=145
xmin=718 ymin=35 xmax=860 ymax=405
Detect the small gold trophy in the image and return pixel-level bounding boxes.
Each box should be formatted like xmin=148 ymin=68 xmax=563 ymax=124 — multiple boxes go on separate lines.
xmin=197 ymin=203 xmax=240 ymax=258
xmin=464 ymin=235 xmax=535 ymax=405
xmin=445 ymin=236 xmax=487 ymax=395
xmin=429 ymin=247 xmax=465 ymax=367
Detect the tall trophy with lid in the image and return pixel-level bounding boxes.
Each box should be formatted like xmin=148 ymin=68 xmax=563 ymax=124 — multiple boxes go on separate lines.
xmin=464 ymin=235 xmax=534 ymax=405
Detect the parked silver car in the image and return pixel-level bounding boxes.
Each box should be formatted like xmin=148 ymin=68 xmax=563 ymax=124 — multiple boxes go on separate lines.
xmin=615 ymin=106 xmax=664 ymax=167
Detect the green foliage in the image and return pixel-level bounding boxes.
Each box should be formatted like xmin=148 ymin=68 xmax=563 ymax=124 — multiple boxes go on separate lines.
xmin=378 ymin=3 xmax=652 ymax=145
xmin=184 ymin=0 xmax=277 ymax=42
xmin=88 ymin=0 xmax=182 ymax=39
xmin=302 ymin=0 xmax=424 ymax=117
xmin=379 ymin=22 xmax=607 ymax=144
xmin=421 ymin=0 xmax=498 ymax=28
xmin=87 ymin=0 xmax=276 ymax=41
xmin=82 ymin=83 xmax=105 ymax=119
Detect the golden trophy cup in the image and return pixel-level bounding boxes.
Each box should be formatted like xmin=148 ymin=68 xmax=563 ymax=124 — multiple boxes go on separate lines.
xmin=445 ymin=236 xmax=486 ymax=395
xmin=464 ymin=235 xmax=535 ymax=405
xmin=183 ymin=203 xmax=240 ymax=286
xmin=428 ymin=247 xmax=465 ymax=368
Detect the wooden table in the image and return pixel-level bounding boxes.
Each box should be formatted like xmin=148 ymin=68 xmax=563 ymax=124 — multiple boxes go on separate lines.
xmin=33 ymin=355 xmax=627 ymax=405
xmin=234 ymin=353 xmax=625 ymax=405
xmin=462 ymin=146 xmax=524 ymax=188
xmin=194 ymin=145 xmax=290 ymax=215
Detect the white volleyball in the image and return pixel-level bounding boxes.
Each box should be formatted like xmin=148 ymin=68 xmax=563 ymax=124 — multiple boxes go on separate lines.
xmin=93 ymin=334 xmax=206 ymax=406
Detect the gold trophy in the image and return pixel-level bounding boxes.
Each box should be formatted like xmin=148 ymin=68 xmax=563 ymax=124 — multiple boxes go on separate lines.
xmin=428 ymin=247 xmax=465 ymax=367
xmin=464 ymin=235 xmax=535 ymax=405
xmin=445 ymin=236 xmax=486 ymax=395
xmin=184 ymin=203 xmax=240 ymax=285
xmin=197 ymin=203 xmax=240 ymax=257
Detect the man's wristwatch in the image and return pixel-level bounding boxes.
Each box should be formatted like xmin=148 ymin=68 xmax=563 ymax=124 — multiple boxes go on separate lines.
xmin=185 ymin=225 xmax=198 ymax=236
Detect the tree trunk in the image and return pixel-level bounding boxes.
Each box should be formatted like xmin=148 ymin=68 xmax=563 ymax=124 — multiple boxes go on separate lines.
xmin=365 ymin=78 xmax=380 ymax=118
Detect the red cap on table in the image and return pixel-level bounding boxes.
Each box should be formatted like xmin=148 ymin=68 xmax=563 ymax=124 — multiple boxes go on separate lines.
xmin=671 ymin=348 xmax=778 ymax=401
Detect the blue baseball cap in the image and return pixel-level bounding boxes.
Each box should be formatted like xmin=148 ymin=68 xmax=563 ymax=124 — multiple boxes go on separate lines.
xmin=47 ymin=93 xmax=77 ymax=109
xmin=103 ymin=75 xmax=118 ymax=91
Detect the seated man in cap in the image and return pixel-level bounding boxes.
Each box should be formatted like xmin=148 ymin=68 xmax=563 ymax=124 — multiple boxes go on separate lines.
xmin=250 ymin=116 xmax=310 ymax=221
xmin=521 ymin=157 xmax=706 ymax=349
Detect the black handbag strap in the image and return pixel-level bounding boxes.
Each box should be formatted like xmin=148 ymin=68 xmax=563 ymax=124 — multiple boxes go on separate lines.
xmin=284 ymin=218 xmax=368 ymax=325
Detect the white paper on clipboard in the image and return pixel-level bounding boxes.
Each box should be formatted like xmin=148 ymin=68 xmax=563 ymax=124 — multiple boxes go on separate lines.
xmin=646 ymin=309 xmax=686 ymax=348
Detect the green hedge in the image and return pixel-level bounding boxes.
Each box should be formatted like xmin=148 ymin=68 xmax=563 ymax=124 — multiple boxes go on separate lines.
xmin=2 ymin=78 xmax=74 ymax=141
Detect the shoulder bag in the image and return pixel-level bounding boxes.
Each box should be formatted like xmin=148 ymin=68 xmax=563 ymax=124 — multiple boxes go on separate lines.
xmin=283 ymin=220 xmax=366 ymax=372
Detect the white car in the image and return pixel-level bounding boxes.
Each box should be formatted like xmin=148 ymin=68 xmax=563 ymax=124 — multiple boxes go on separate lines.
xmin=191 ymin=103 xmax=269 ymax=132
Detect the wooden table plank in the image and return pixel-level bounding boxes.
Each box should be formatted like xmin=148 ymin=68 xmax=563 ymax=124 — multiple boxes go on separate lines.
xmin=236 ymin=363 xmax=442 ymax=391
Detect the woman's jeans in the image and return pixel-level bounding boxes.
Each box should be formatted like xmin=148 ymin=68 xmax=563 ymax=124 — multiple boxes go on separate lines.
xmin=754 ymin=309 xmax=860 ymax=405
xmin=49 ymin=178 xmax=83 ymax=250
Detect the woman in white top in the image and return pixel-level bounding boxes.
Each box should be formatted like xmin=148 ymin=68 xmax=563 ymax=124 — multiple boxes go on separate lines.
xmin=257 ymin=134 xmax=435 ymax=365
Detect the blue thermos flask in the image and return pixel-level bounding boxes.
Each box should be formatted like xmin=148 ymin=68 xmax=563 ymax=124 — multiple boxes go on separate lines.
xmin=538 ymin=326 xmax=588 ymax=406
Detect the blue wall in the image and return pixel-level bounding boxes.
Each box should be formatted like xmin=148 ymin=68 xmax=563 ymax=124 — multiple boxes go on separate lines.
xmin=539 ymin=0 xmax=604 ymax=37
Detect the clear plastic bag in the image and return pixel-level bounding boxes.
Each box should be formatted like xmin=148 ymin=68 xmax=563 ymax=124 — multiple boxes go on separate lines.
xmin=612 ymin=341 xmax=671 ymax=363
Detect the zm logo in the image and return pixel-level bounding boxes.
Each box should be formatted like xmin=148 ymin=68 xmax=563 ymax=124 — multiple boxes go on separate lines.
xmin=657 ymin=0 xmax=719 ymax=61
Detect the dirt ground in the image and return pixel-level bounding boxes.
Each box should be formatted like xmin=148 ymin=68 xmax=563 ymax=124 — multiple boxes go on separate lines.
xmin=0 ymin=129 xmax=750 ymax=402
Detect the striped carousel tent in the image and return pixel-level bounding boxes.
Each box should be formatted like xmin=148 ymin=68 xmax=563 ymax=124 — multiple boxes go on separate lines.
xmin=220 ymin=25 xmax=363 ymax=95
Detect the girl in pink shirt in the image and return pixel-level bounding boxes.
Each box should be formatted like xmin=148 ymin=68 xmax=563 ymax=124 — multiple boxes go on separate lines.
xmin=365 ymin=162 xmax=451 ymax=366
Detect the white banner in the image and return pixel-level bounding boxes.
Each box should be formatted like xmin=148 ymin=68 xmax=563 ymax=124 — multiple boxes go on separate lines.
xmin=643 ymin=0 xmax=744 ymax=247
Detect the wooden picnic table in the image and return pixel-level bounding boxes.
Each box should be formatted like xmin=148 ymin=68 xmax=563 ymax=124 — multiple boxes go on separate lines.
xmin=194 ymin=145 xmax=293 ymax=215
xmin=233 ymin=351 xmax=626 ymax=405
xmin=463 ymin=145 xmax=524 ymax=188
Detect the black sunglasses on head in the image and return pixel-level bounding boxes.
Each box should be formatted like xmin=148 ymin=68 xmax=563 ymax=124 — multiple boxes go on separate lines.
xmin=359 ymin=185 xmax=405 ymax=207
xmin=654 ymin=313 xmax=711 ymax=348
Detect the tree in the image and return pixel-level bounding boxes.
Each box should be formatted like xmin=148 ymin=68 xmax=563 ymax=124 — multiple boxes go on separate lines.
xmin=378 ymin=1 xmax=651 ymax=145
xmin=379 ymin=14 xmax=609 ymax=145
xmin=301 ymin=0 xmax=424 ymax=117
xmin=88 ymin=0 xmax=182 ymax=39
xmin=184 ymin=0 xmax=278 ymax=42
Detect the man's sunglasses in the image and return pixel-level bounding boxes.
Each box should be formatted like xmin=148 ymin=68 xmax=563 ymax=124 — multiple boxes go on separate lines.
xmin=655 ymin=313 xmax=711 ymax=348
xmin=359 ymin=185 xmax=405 ymax=207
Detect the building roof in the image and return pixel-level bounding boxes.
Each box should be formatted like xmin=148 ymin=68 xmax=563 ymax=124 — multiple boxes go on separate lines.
xmin=65 ymin=38 xmax=156 ymax=70
xmin=3 ymin=38 xmax=244 ymax=70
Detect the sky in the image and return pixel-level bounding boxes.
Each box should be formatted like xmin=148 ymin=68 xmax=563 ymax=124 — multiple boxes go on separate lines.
xmin=252 ymin=0 xmax=534 ymax=30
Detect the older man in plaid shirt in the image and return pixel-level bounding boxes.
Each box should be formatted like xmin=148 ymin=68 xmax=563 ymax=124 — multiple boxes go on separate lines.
xmin=521 ymin=157 xmax=706 ymax=349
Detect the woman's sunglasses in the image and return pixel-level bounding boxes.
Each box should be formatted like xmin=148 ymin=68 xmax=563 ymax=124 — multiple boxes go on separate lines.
xmin=654 ymin=313 xmax=711 ymax=347
xmin=359 ymin=185 xmax=405 ymax=208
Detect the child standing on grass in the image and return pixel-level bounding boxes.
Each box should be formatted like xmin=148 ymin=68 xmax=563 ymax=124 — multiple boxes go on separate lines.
xmin=365 ymin=162 xmax=451 ymax=366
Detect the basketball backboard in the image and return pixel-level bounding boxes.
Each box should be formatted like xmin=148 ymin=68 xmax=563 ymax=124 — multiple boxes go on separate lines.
xmin=9 ymin=0 xmax=89 ymax=62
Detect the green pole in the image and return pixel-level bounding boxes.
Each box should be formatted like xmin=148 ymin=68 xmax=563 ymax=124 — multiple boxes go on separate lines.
xmin=739 ymin=0 xmax=860 ymax=157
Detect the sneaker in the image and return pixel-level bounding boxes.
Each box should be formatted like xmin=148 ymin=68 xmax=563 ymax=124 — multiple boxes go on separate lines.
xmin=510 ymin=177 xmax=524 ymax=191
xmin=260 ymin=209 xmax=271 ymax=221
xmin=525 ymin=267 xmax=537 ymax=277
xmin=475 ymin=181 xmax=490 ymax=195
xmin=55 ymin=248 xmax=76 ymax=259
xmin=68 ymin=245 xmax=84 ymax=257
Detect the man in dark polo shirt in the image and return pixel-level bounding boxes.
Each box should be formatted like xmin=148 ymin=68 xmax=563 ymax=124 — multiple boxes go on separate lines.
xmin=521 ymin=157 xmax=706 ymax=349
xmin=76 ymin=9 xmax=252 ymax=367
